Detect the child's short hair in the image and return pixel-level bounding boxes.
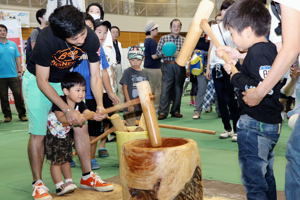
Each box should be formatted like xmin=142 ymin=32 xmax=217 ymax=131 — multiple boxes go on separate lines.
xmin=127 ymin=46 xmax=144 ymax=60
xmin=61 ymin=72 xmax=86 ymax=90
xmin=223 ymin=0 xmax=271 ymax=37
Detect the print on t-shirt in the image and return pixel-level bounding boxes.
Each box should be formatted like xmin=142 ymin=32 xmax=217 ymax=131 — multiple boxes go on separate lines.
xmin=51 ymin=46 xmax=85 ymax=69
xmin=131 ymin=74 xmax=148 ymax=98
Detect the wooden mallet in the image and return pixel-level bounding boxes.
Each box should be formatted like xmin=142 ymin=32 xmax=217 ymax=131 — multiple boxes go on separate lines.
xmin=200 ymin=19 xmax=239 ymax=74
xmin=136 ymin=81 xmax=162 ymax=147
xmin=176 ymin=0 xmax=214 ymax=67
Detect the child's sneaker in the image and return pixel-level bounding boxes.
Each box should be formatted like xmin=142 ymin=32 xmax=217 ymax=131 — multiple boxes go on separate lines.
xmin=231 ymin=133 xmax=237 ymax=142
xmin=32 ymin=181 xmax=52 ymax=200
xmin=219 ymin=130 xmax=234 ymax=139
xmin=91 ymin=159 xmax=100 ymax=170
xmin=56 ymin=183 xmax=76 ymax=196
xmin=80 ymin=172 xmax=114 ymax=192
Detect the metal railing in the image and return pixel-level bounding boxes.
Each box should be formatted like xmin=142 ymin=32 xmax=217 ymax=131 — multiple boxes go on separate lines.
xmin=0 ymin=0 xmax=219 ymax=17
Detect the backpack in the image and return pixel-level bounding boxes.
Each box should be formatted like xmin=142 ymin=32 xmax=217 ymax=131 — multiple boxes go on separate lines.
xmin=25 ymin=27 xmax=41 ymax=64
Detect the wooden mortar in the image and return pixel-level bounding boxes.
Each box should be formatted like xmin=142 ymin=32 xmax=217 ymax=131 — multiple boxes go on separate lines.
xmin=120 ymin=137 xmax=202 ymax=200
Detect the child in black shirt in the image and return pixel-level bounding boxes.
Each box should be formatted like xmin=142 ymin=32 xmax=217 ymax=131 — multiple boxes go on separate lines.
xmin=220 ymin=0 xmax=283 ymax=199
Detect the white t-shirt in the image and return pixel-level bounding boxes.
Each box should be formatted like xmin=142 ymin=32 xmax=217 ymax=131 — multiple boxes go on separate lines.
xmin=268 ymin=5 xmax=282 ymax=44
xmin=274 ymin=0 xmax=300 ymax=11
xmin=209 ymin=22 xmax=235 ymax=66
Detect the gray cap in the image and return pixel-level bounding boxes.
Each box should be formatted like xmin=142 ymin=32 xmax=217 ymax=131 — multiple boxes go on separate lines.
xmin=145 ymin=20 xmax=159 ymax=32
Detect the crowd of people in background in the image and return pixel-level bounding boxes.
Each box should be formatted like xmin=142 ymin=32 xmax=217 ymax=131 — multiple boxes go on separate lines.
xmin=1 ymin=0 xmax=300 ymax=199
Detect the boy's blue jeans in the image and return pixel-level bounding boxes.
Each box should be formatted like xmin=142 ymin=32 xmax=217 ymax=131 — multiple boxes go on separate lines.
xmin=237 ymin=114 xmax=281 ymax=200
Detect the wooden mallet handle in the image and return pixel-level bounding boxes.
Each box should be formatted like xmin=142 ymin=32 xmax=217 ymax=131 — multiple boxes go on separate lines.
xmin=176 ymin=0 xmax=214 ymax=67
xmin=137 ymin=81 xmax=162 ymax=147
xmin=90 ymin=127 xmax=116 ymax=144
xmin=159 ymin=124 xmax=216 ymax=135
xmin=62 ymin=95 xmax=154 ymax=126
xmin=200 ymin=19 xmax=238 ymax=74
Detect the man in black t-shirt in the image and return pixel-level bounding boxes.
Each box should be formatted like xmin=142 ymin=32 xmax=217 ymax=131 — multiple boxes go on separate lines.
xmin=22 ymin=6 xmax=113 ymax=200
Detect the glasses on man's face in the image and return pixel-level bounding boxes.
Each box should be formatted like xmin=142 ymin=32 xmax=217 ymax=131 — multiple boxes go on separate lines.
xmin=151 ymin=28 xmax=158 ymax=31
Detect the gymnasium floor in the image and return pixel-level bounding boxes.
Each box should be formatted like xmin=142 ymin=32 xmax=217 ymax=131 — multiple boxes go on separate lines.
xmin=0 ymin=96 xmax=289 ymax=199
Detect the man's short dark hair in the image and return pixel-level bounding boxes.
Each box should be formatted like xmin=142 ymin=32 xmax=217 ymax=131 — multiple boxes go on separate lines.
xmin=61 ymin=72 xmax=86 ymax=90
xmin=145 ymin=31 xmax=151 ymax=36
xmin=36 ymin=8 xmax=46 ymax=25
xmin=86 ymin=3 xmax=104 ymax=20
xmin=111 ymin=26 xmax=120 ymax=34
xmin=0 ymin=24 xmax=7 ymax=32
xmin=170 ymin=18 xmax=182 ymax=28
xmin=49 ymin=5 xmax=85 ymax=39
xmin=220 ymin=0 xmax=235 ymax=11
xmin=223 ymin=0 xmax=271 ymax=37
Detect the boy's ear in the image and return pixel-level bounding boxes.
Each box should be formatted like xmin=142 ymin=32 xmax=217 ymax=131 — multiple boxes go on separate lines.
xmin=63 ymin=88 xmax=69 ymax=95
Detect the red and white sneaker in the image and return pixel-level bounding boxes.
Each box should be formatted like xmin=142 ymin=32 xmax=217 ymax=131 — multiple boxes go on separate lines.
xmin=80 ymin=172 xmax=114 ymax=192
xmin=32 ymin=181 xmax=52 ymax=200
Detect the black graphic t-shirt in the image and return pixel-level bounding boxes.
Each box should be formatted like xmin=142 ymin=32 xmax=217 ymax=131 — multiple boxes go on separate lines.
xmin=231 ymin=41 xmax=283 ymax=124
xmin=27 ymin=26 xmax=100 ymax=83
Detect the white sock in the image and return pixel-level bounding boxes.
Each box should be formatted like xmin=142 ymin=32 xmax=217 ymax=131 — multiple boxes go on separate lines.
xmin=65 ymin=178 xmax=73 ymax=183
xmin=55 ymin=181 xmax=64 ymax=189
xmin=82 ymin=172 xmax=92 ymax=180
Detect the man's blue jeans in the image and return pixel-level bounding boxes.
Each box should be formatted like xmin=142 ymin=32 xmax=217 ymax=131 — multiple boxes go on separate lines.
xmin=237 ymin=114 xmax=281 ymax=200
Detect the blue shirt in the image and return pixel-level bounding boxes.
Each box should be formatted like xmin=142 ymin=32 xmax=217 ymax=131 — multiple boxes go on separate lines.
xmin=73 ymin=47 xmax=109 ymax=99
xmin=0 ymin=40 xmax=20 ymax=78
xmin=144 ymin=38 xmax=161 ymax=69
